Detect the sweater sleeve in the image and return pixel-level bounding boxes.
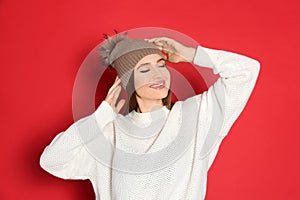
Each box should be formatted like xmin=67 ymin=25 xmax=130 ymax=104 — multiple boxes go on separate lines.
xmin=39 ymin=100 xmax=117 ymax=179
xmin=189 ymin=45 xmax=260 ymax=161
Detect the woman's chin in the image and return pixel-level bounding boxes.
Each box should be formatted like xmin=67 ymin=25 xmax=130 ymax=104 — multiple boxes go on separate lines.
xmin=148 ymin=88 xmax=169 ymax=99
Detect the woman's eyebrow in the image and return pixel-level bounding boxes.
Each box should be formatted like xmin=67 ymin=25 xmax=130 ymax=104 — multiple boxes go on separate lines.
xmin=137 ymin=58 xmax=166 ymax=70
xmin=157 ymin=58 xmax=166 ymax=63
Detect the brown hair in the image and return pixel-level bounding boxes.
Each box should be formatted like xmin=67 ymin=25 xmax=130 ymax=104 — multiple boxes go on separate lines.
xmin=126 ymin=70 xmax=173 ymax=113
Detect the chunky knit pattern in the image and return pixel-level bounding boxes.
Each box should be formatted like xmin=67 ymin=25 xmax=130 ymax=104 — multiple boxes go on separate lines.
xmin=112 ymin=48 xmax=164 ymax=88
xmin=40 ymin=46 xmax=260 ymax=200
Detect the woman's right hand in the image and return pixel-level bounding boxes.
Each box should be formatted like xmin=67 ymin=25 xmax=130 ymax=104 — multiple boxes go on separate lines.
xmin=105 ymin=76 xmax=126 ymax=113
xmin=145 ymin=37 xmax=196 ymax=63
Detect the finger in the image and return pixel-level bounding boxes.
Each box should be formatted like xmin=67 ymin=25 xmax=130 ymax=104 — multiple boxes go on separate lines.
xmin=150 ymin=40 xmax=167 ymax=50
xmin=108 ymin=79 xmax=121 ymax=95
xmin=148 ymin=37 xmax=171 ymax=43
xmin=116 ymin=99 xmax=126 ymax=113
xmin=114 ymin=85 xmax=122 ymax=97
xmin=158 ymin=37 xmax=173 ymax=42
xmin=112 ymin=87 xmax=122 ymax=109
xmin=157 ymin=46 xmax=163 ymax=51
xmin=106 ymin=85 xmax=121 ymax=103
xmin=153 ymin=41 xmax=164 ymax=46
xmin=114 ymin=76 xmax=120 ymax=83
xmin=111 ymin=84 xmax=120 ymax=96
xmin=144 ymin=37 xmax=170 ymax=51
xmin=148 ymin=38 xmax=161 ymax=43
xmin=144 ymin=37 xmax=156 ymax=41
xmin=146 ymin=37 xmax=161 ymax=43
xmin=112 ymin=85 xmax=121 ymax=102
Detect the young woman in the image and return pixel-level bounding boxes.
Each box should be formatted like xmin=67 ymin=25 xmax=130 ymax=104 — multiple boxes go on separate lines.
xmin=40 ymin=32 xmax=260 ymax=200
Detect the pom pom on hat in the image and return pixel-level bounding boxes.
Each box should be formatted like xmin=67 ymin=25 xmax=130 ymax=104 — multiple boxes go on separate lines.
xmin=99 ymin=30 xmax=129 ymax=69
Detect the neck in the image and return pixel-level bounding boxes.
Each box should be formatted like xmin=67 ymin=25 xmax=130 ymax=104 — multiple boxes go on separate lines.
xmin=136 ymin=97 xmax=163 ymax=113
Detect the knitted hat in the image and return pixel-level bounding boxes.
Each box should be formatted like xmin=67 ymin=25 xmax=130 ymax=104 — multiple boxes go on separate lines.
xmin=99 ymin=32 xmax=166 ymax=89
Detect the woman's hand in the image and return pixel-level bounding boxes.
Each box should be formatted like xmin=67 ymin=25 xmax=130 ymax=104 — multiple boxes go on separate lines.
xmin=145 ymin=37 xmax=196 ymax=63
xmin=105 ymin=76 xmax=126 ymax=113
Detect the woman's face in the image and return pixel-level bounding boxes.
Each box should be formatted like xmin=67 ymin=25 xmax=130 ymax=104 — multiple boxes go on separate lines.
xmin=134 ymin=54 xmax=171 ymax=101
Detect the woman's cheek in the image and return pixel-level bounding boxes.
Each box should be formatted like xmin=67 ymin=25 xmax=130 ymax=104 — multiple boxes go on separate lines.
xmin=134 ymin=75 xmax=151 ymax=90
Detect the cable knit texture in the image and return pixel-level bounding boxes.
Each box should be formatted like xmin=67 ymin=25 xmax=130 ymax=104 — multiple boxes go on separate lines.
xmin=40 ymin=45 xmax=260 ymax=200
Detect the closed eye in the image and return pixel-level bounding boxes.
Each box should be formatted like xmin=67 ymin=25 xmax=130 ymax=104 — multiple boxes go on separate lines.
xmin=140 ymin=69 xmax=150 ymax=73
xmin=140 ymin=64 xmax=166 ymax=73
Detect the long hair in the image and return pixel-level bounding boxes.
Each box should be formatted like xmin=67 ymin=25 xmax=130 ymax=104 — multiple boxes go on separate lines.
xmin=125 ymin=70 xmax=173 ymax=113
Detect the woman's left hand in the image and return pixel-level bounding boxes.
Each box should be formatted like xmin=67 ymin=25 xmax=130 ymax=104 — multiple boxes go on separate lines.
xmin=145 ymin=37 xmax=196 ymax=63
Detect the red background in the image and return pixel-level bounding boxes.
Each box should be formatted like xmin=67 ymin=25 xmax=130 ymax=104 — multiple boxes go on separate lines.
xmin=1 ymin=0 xmax=299 ymax=199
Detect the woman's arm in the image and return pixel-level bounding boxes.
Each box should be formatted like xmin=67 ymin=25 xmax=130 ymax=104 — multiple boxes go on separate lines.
xmin=147 ymin=37 xmax=260 ymax=164
xmin=40 ymin=121 xmax=91 ymax=179
xmin=191 ymin=45 xmax=260 ymax=161
xmin=145 ymin=37 xmax=260 ymax=140
xmin=40 ymin=78 xmax=120 ymax=179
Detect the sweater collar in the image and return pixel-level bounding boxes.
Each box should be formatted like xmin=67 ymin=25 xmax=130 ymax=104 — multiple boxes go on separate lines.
xmin=115 ymin=105 xmax=170 ymax=139
xmin=128 ymin=105 xmax=169 ymax=126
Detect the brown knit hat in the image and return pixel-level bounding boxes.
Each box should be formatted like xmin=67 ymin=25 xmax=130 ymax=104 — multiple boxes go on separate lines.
xmin=99 ymin=32 xmax=165 ymax=89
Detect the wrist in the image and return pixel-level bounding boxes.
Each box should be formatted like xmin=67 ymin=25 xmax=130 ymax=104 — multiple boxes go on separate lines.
xmin=184 ymin=47 xmax=196 ymax=62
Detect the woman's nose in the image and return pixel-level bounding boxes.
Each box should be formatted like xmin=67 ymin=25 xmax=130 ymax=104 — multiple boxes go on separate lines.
xmin=151 ymin=65 xmax=164 ymax=76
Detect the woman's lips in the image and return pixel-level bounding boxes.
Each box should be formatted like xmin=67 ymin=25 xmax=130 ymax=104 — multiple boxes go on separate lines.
xmin=149 ymin=80 xmax=166 ymax=89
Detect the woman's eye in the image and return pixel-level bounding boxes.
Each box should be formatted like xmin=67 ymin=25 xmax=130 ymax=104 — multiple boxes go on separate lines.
xmin=139 ymin=64 xmax=166 ymax=73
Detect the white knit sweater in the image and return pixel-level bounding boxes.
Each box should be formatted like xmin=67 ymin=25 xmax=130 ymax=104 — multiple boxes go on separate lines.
xmin=40 ymin=45 xmax=260 ymax=200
